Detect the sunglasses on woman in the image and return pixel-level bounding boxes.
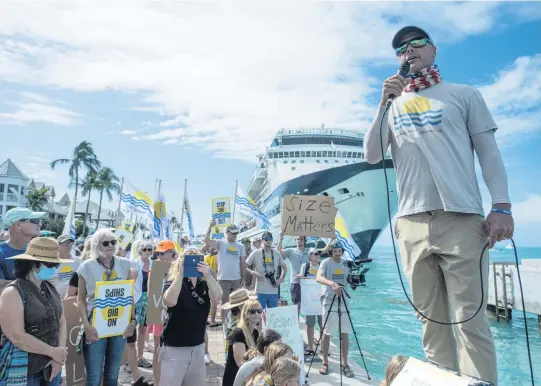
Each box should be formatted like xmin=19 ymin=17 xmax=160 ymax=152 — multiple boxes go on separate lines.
xmin=395 ymin=37 xmax=433 ymax=56
xmin=101 ymin=240 xmax=117 ymax=247
xmin=42 ymin=262 xmax=60 ymax=269
xmin=141 ymin=248 xmax=153 ymax=252
xmin=249 ymin=308 xmax=263 ymax=315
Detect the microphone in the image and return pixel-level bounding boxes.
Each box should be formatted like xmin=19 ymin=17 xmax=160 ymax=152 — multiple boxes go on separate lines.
xmin=387 ymin=61 xmax=410 ymax=105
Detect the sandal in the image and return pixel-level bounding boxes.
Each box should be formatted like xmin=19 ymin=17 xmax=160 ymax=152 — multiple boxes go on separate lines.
xmin=341 ymin=364 xmax=354 ymax=378
xmin=319 ymin=364 xmax=329 ymax=375
xmin=304 ymin=349 xmax=315 ymax=356
xmin=209 ymin=321 xmax=222 ymax=327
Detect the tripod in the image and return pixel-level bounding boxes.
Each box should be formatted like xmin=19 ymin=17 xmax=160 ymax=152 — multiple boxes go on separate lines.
xmin=306 ymin=286 xmax=370 ymax=385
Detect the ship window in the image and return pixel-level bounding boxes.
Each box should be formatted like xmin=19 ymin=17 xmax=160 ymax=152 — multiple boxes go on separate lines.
xmin=322 ymin=192 xmax=329 ymax=196
xmin=335 ymin=160 xmax=339 ymax=163
xmin=316 ymin=151 xmax=321 ymax=157
xmin=322 ymin=151 xmax=328 ymax=157
xmin=324 ymin=160 xmax=329 ymax=163
xmin=347 ymin=152 xmax=352 ymax=158
xmin=291 ymin=167 xmax=296 ymax=170
xmin=316 ymin=160 xmax=321 ymax=163
xmin=295 ymin=151 xmax=300 ymax=157
xmin=338 ymin=188 xmax=350 ymax=194
xmin=345 ymin=160 xmax=349 ymax=163
xmin=361 ymin=153 xmax=364 ymax=158
xmin=284 ymin=160 xmax=288 ymax=164
xmin=332 ymin=151 xmax=337 ymax=157
xmin=300 ymin=160 xmax=304 ymax=163
xmin=292 ymin=160 xmax=296 ymax=164
xmin=279 ymin=152 xmax=283 ymax=158
xmin=300 ymin=151 xmax=305 ymax=157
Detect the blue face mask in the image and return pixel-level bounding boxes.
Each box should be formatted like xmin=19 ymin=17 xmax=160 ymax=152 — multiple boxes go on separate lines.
xmin=34 ymin=266 xmax=58 ymax=281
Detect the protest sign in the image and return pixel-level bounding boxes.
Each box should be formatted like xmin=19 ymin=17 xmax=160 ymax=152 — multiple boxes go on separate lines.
xmin=114 ymin=225 xmax=134 ymax=249
xmin=64 ymin=298 xmax=85 ymax=386
xmin=210 ymin=225 xmax=225 ymax=240
xmin=91 ymin=280 xmax=134 ymax=338
xmin=263 ymin=305 xmax=305 ymax=385
xmin=211 ymin=197 xmax=232 ymax=227
xmin=281 ymin=195 xmax=337 ymax=238
xmin=147 ymin=261 xmax=171 ymax=324
xmin=300 ymin=278 xmax=322 ymax=316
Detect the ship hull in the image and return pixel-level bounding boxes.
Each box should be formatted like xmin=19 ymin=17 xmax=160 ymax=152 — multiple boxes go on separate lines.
xmin=239 ymin=159 xmax=398 ymax=258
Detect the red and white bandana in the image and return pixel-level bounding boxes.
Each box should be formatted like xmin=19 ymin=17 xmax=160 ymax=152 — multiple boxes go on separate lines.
xmin=403 ymin=65 xmax=442 ymax=93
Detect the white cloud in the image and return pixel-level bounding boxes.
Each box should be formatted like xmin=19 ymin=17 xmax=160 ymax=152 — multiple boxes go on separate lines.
xmin=512 ymin=195 xmax=541 ymax=224
xmin=119 ymin=129 xmax=138 ymax=135
xmin=477 ymin=54 xmax=541 ymax=139
xmin=0 ymin=100 xmax=81 ymax=126
xmin=0 ymin=2 xmax=538 ymax=159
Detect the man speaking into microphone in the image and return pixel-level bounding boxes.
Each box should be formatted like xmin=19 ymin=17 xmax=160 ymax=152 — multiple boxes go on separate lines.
xmin=364 ymin=26 xmax=514 ymax=385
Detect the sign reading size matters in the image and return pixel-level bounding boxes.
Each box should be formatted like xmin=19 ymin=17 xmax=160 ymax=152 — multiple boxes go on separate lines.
xmin=92 ymin=280 xmax=134 ymax=338
xmin=281 ymin=194 xmax=337 ymax=238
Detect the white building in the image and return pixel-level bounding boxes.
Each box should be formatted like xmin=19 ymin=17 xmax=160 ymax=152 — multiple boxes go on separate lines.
xmin=0 ymin=159 xmax=30 ymax=226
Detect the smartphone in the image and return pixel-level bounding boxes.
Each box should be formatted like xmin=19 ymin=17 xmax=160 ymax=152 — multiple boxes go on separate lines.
xmin=183 ymin=255 xmax=204 ymax=278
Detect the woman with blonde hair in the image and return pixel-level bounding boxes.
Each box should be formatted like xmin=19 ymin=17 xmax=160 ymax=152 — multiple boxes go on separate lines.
xmin=244 ymin=353 xmax=300 ymax=386
xmin=76 ymin=229 xmax=136 ymax=386
xmin=241 ymin=342 xmax=293 ymax=386
xmin=380 ymin=355 xmax=407 ymax=386
xmin=222 ymin=298 xmax=262 ymax=386
xmin=160 ymin=247 xmax=222 ymax=386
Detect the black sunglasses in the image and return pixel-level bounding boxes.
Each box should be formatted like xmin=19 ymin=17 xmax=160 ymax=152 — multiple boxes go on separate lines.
xmin=42 ymin=262 xmax=60 ymax=269
xmin=249 ymin=308 xmax=263 ymax=315
xmin=20 ymin=219 xmax=41 ymax=224
xmin=101 ymin=240 xmax=118 ymax=247
xmin=191 ymin=291 xmax=205 ymax=305
xmin=313 ymin=251 xmax=321 ymax=256
xmin=262 ymin=237 xmax=273 ymax=241
xmin=141 ymin=248 xmax=153 ymax=252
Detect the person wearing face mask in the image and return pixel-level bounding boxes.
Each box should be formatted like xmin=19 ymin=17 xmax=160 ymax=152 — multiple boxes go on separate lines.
xmin=363 ymin=26 xmax=509 ymax=385
xmin=76 ymin=229 xmax=136 ymax=386
xmin=0 ymin=237 xmax=70 ymax=386
xmin=0 ymin=207 xmax=45 ymax=289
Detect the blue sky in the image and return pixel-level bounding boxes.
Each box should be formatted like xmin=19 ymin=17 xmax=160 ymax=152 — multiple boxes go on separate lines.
xmin=1 ymin=2 xmax=540 ymax=246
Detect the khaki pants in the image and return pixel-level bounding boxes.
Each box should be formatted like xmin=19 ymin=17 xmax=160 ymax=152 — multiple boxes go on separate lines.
xmin=396 ymin=211 xmax=497 ymax=385
xmin=159 ymin=343 xmax=206 ymax=386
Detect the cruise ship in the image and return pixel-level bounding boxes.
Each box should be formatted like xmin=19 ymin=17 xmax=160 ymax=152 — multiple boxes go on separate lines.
xmin=237 ymin=127 xmax=398 ymax=259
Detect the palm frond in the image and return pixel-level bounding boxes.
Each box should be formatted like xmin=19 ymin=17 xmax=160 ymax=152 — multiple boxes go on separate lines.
xmin=49 ymin=158 xmax=70 ymax=169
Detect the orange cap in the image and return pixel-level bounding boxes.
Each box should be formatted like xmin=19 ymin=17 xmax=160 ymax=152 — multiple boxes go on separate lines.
xmin=154 ymin=240 xmax=176 ymax=253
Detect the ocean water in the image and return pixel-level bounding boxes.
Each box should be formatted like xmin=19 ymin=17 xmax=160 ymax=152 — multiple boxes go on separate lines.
xmin=281 ymin=246 xmax=541 ymax=385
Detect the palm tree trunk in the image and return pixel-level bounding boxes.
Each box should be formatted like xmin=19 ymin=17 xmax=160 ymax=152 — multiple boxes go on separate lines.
xmin=95 ymin=189 xmax=104 ymax=231
xmin=74 ymin=168 xmax=79 ymax=205
xmin=82 ymin=193 xmax=92 ymax=236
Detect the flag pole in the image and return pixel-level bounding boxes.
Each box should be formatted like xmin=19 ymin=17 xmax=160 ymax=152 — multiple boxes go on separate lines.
xmin=232 ymin=180 xmax=238 ymax=224
xmin=116 ymin=177 xmax=124 ymax=226
xmin=158 ymin=179 xmax=163 ymax=238
xmin=179 ymin=179 xmax=187 ymax=242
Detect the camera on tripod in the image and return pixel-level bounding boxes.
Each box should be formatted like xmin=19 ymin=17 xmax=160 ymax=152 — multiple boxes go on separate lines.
xmin=265 ymin=271 xmax=277 ymax=287
xmin=345 ymin=258 xmax=372 ymax=290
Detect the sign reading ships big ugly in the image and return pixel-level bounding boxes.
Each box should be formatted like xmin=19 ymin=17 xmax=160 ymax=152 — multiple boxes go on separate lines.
xmin=281 ymin=194 xmax=337 ymax=238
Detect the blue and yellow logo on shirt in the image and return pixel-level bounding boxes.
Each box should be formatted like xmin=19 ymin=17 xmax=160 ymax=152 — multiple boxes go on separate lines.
xmin=393 ymin=96 xmax=443 ymax=131
xmin=57 ymin=265 xmax=74 ymax=281
xmin=102 ymin=270 xmax=121 ymax=281
xmin=331 ymin=268 xmax=344 ymax=281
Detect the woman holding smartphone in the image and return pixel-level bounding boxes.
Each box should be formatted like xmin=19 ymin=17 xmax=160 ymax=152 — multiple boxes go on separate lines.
xmin=160 ymin=247 xmax=223 ymax=386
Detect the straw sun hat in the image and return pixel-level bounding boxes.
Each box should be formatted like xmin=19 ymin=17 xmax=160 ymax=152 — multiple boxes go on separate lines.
xmin=7 ymin=237 xmax=73 ymax=264
xmin=221 ymin=288 xmax=258 ymax=310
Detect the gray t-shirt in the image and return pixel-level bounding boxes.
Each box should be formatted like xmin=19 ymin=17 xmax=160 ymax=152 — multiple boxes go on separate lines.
xmin=216 ymin=240 xmax=246 ymax=281
xmin=284 ymin=248 xmax=309 ymax=284
xmin=388 ymin=82 xmax=496 ymax=217
xmin=318 ymin=257 xmax=350 ymax=308
xmin=300 ymin=262 xmax=320 ymax=279
xmin=246 ymin=248 xmax=284 ymax=295
xmin=50 ymin=255 xmax=81 ymax=298
xmin=77 ymin=256 xmax=133 ymax=313
xmin=233 ymin=356 xmax=264 ymax=386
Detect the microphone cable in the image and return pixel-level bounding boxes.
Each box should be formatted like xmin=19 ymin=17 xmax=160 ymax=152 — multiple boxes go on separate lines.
xmin=378 ymin=100 xmax=535 ymax=385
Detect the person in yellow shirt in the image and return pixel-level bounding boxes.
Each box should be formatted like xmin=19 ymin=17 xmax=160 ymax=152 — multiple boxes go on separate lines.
xmin=203 ymin=245 xmax=220 ymax=327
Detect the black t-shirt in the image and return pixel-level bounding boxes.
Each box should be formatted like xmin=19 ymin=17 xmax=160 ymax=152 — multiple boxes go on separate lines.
xmin=222 ymin=327 xmax=259 ymax=386
xmin=161 ymin=278 xmax=210 ymax=347
xmin=69 ymin=272 xmax=79 ymax=288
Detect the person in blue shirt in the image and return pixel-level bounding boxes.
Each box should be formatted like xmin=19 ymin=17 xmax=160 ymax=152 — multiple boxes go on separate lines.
xmin=0 ymin=207 xmax=45 ymax=287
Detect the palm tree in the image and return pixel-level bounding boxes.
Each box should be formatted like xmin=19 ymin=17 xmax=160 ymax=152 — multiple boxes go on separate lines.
xmin=80 ymin=170 xmax=98 ymax=236
xmin=50 ymin=141 xmax=101 ymax=205
xmin=94 ymin=167 xmax=121 ymax=231
xmin=26 ymin=187 xmax=49 ymax=211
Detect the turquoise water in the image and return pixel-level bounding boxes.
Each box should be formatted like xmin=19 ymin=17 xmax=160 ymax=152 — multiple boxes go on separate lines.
xmin=282 ymin=246 xmax=541 ymax=384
